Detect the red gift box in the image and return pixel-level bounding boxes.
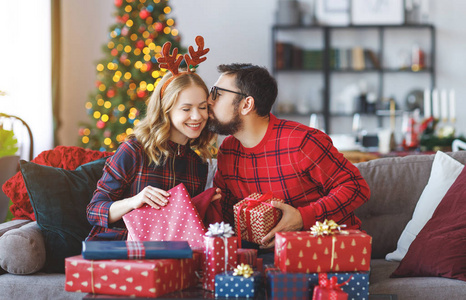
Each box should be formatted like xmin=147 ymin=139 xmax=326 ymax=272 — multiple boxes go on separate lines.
xmin=123 ymin=183 xmax=206 ymax=248
xmin=65 ymin=254 xmax=199 ymax=297
xmin=237 ymin=248 xmax=257 ymax=267
xmin=203 ymin=235 xmax=238 ymax=291
xmin=275 ymin=230 xmax=372 ymax=273
xmin=234 ymin=192 xmax=283 ymax=246
xmin=312 ymin=275 xmax=349 ymax=300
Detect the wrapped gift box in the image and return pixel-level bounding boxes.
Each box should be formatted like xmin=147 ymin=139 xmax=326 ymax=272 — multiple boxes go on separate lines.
xmin=203 ymin=235 xmax=238 ymax=291
xmin=82 ymin=240 xmax=192 ymax=260
xmin=237 ymin=248 xmax=257 ymax=267
xmin=275 ymin=230 xmax=372 ymax=273
xmin=65 ymin=254 xmax=199 ymax=297
xmin=122 ymin=183 xmax=206 ymax=248
xmin=215 ymin=270 xmax=262 ymax=298
xmin=233 ymin=192 xmax=284 ymax=245
xmin=265 ymin=265 xmax=369 ymax=300
xmin=312 ymin=280 xmax=348 ymax=300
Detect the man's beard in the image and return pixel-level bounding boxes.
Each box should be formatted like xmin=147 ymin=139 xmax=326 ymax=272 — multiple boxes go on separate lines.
xmin=208 ymin=110 xmax=243 ymax=136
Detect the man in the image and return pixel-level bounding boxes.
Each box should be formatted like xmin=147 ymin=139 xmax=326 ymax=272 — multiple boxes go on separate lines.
xmin=208 ymin=63 xmax=370 ymax=250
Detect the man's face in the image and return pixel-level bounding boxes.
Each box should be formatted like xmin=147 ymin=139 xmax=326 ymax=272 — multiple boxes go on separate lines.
xmin=207 ymin=74 xmax=244 ymax=136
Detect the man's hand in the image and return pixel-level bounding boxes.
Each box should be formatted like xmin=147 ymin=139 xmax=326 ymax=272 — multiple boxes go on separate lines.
xmin=260 ymin=201 xmax=303 ymax=249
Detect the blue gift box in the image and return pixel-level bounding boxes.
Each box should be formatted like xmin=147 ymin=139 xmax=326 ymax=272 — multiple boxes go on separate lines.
xmin=265 ymin=265 xmax=369 ymax=300
xmin=215 ymin=271 xmax=262 ymax=298
xmin=82 ymin=240 xmax=192 ymax=260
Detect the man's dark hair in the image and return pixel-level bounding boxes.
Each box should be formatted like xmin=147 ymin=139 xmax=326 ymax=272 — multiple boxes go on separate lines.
xmin=217 ymin=63 xmax=278 ymax=117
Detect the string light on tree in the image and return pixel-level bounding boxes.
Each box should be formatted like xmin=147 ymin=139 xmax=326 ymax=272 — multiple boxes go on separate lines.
xmin=79 ymin=0 xmax=184 ymax=151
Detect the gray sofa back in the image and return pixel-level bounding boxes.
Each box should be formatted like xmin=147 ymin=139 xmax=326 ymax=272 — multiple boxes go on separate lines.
xmin=354 ymin=151 xmax=466 ymax=259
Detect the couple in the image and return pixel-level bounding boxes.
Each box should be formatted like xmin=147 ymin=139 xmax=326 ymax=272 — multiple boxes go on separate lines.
xmin=86 ymin=37 xmax=370 ymax=252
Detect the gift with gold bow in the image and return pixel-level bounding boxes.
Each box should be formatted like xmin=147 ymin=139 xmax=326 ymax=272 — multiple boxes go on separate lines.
xmin=233 ymin=191 xmax=284 ymax=246
xmin=215 ymin=263 xmax=263 ymax=298
xmin=275 ymin=220 xmax=372 ymax=273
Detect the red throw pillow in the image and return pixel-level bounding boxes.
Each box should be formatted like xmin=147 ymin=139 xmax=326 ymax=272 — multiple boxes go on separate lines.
xmin=391 ymin=165 xmax=466 ymax=281
xmin=2 ymin=146 xmax=113 ymax=220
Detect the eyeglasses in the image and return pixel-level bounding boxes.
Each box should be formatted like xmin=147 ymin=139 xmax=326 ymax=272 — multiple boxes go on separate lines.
xmin=209 ymin=86 xmax=248 ymax=101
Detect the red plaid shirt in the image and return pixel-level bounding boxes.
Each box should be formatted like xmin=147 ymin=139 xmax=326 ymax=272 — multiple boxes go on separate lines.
xmin=86 ymin=139 xmax=208 ymax=241
xmin=214 ymin=114 xmax=370 ymax=231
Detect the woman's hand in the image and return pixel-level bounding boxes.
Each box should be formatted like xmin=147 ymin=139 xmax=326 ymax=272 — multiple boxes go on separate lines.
xmin=211 ymin=188 xmax=222 ymax=202
xmin=129 ymin=186 xmax=170 ymax=210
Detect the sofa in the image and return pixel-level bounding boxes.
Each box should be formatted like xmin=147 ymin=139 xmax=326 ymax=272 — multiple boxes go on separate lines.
xmin=1 ymin=151 xmax=466 ymax=300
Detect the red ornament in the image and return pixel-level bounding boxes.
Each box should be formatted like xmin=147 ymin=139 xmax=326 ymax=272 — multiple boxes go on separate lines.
xmin=136 ymin=40 xmax=145 ymax=49
xmin=137 ymin=90 xmax=147 ymax=98
xmin=119 ymin=53 xmax=128 ymax=63
xmin=107 ymin=89 xmax=116 ymax=98
xmin=114 ymin=0 xmax=123 ymax=8
xmin=121 ymin=14 xmax=129 ymax=23
xmin=78 ymin=128 xmax=85 ymax=136
xmin=111 ymin=49 xmax=118 ymax=56
xmin=95 ymin=80 xmax=102 ymax=87
xmin=97 ymin=120 xmax=106 ymax=129
xmin=121 ymin=26 xmax=129 ymax=36
xmin=138 ymin=25 xmax=146 ymax=33
xmin=154 ymin=22 xmax=163 ymax=32
xmin=144 ymin=62 xmax=152 ymax=71
xmin=139 ymin=9 xmax=150 ymax=20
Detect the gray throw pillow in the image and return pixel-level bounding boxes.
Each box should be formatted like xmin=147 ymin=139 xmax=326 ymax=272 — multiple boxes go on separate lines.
xmin=0 ymin=221 xmax=46 ymax=274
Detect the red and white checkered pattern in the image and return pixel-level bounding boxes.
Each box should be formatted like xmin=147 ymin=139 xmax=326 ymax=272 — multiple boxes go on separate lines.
xmin=234 ymin=192 xmax=284 ymax=245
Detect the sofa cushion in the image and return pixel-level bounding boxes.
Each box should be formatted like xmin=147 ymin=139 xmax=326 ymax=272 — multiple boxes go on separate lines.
xmin=385 ymin=151 xmax=463 ymax=261
xmin=391 ymin=164 xmax=466 ymax=281
xmin=0 ymin=221 xmax=45 ymax=274
xmin=20 ymin=157 xmax=109 ymax=273
xmin=2 ymin=146 xmax=113 ymax=220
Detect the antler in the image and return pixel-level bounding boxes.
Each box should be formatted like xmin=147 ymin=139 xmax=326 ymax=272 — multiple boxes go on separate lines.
xmin=184 ymin=36 xmax=210 ymax=70
xmin=157 ymin=41 xmax=183 ymax=75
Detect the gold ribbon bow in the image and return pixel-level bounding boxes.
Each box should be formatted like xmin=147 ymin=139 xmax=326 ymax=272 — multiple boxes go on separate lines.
xmin=233 ymin=263 xmax=254 ymax=278
xmin=310 ymin=219 xmax=346 ymax=236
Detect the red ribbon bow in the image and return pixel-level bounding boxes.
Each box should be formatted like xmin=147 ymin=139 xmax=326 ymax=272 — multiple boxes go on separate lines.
xmin=235 ymin=192 xmax=275 ymax=248
xmin=317 ymin=274 xmax=352 ymax=300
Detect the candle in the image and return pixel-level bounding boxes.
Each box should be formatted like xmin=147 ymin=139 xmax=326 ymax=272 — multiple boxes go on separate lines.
xmin=424 ymin=89 xmax=431 ymax=118
xmin=441 ymin=89 xmax=448 ymax=121
xmin=449 ymin=89 xmax=456 ymax=122
xmin=432 ymin=89 xmax=440 ymax=119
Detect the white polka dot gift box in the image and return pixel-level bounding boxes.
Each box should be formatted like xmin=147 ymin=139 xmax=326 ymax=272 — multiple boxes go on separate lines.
xmin=274 ymin=228 xmax=372 ymax=273
xmin=64 ymin=253 xmax=200 ymax=297
xmin=215 ymin=269 xmax=262 ymax=298
xmin=203 ymin=222 xmax=238 ymax=292
xmin=122 ymin=183 xmax=207 ymax=248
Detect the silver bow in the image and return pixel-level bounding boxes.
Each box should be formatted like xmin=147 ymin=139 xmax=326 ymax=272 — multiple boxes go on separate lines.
xmin=205 ymin=222 xmax=234 ymax=238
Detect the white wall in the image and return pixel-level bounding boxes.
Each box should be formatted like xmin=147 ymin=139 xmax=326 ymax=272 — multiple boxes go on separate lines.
xmin=0 ymin=1 xmax=53 ymax=159
xmin=58 ymin=0 xmax=466 ymax=148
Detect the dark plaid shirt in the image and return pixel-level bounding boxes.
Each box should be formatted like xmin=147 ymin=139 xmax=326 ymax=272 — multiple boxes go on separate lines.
xmin=214 ymin=114 xmax=370 ymax=231
xmin=86 ymin=139 xmax=208 ymax=241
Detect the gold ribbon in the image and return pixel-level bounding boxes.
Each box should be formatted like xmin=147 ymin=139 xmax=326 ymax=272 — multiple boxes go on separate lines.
xmin=233 ymin=263 xmax=254 ymax=278
xmin=90 ymin=260 xmax=95 ymax=294
xmin=310 ymin=219 xmax=346 ymax=236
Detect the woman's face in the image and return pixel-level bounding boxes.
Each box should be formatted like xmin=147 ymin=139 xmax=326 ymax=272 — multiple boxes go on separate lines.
xmin=168 ymin=85 xmax=208 ymax=145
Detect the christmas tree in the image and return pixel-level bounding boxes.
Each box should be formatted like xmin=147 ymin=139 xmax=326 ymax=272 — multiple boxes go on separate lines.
xmin=79 ymin=0 xmax=184 ymax=151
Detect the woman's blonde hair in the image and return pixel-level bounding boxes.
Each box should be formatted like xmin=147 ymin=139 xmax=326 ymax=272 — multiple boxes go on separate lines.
xmin=127 ymin=72 xmax=216 ymax=166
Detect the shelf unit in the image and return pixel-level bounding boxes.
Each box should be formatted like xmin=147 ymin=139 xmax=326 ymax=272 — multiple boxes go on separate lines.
xmin=271 ymin=24 xmax=436 ymax=133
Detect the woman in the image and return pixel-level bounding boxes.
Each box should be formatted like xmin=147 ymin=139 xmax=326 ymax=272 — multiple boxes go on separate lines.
xmin=86 ymin=64 xmax=218 ymax=240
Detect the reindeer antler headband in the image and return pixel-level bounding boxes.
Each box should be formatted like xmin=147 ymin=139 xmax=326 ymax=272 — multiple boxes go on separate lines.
xmin=157 ymin=35 xmax=210 ymax=97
